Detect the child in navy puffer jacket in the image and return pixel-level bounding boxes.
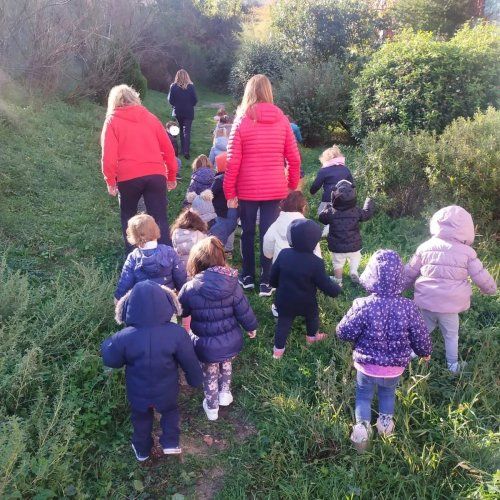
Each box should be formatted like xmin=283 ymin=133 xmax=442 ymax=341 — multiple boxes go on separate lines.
xmin=115 ymin=214 xmax=187 ymax=300
xmin=337 ymin=250 xmax=431 ymax=451
xmin=102 ymin=280 xmax=203 ymax=461
xmin=179 ymin=237 xmax=258 ymax=422
xmin=269 ymin=218 xmax=341 ymax=359
xmin=185 ymin=155 xmax=215 ymax=201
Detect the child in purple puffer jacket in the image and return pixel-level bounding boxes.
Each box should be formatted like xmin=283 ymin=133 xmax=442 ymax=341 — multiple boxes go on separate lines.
xmin=404 ymin=206 xmax=497 ymax=374
xmin=337 ymin=249 xmax=432 ymax=451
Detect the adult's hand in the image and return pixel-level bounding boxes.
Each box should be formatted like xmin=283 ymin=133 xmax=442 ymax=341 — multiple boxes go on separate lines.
xmin=107 ymin=185 xmax=118 ymax=196
xmin=167 ymin=181 xmax=177 ymax=191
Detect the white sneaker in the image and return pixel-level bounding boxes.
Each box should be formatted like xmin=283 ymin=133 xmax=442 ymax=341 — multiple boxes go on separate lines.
xmin=218 ymin=391 xmax=233 ymax=406
xmin=447 ymin=361 xmax=467 ymax=374
xmin=376 ymin=414 xmax=395 ymax=436
xmin=202 ymin=399 xmax=219 ymax=421
xmin=350 ymin=421 xmax=372 ymax=452
xmin=163 ymin=447 xmax=182 ymax=455
xmin=271 ymin=303 xmax=279 ymax=318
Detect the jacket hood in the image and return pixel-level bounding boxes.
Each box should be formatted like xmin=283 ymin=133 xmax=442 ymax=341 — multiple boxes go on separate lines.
xmin=112 ymin=105 xmax=149 ymax=123
xmin=276 ymin=212 xmax=304 ymax=242
xmin=193 ymin=266 xmax=239 ymax=300
xmin=192 ymin=167 xmax=214 ymax=183
xmin=115 ymin=280 xmax=181 ymax=327
xmin=322 ymin=156 xmax=346 ymax=168
xmin=360 ymin=250 xmax=404 ymax=296
xmin=287 ymin=218 xmax=322 ymax=253
xmin=332 ymin=180 xmax=356 ymax=210
xmin=430 ymin=205 xmax=475 ymax=245
xmin=246 ymin=103 xmax=284 ymax=124
xmin=134 ymin=247 xmax=171 ymax=278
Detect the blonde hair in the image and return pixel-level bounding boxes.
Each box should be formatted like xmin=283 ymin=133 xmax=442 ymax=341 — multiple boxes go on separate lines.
xmin=192 ymin=154 xmax=212 ymax=171
xmin=174 ymin=69 xmax=193 ymax=90
xmin=237 ymin=74 xmax=274 ymax=118
xmin=126 ymin=214 xmax=161 ymax=247
xmin=187 ymin=237 xmax=226 ymax=277
xmin=106 ymin=84 xmax=141 ymax=116
xmin=319 ymin=145 xmax=343 ymax=165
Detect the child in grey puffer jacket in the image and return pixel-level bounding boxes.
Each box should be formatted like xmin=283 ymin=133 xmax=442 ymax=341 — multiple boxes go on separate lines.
xmin=171 ymin=210 xmax=208 ymax=267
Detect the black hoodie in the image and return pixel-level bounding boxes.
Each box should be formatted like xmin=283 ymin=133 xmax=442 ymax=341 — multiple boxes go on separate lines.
xmin=319 ymin=181 xmax=374 ymax=253
xmin=269 ymin=219 xmax=341 ymax=316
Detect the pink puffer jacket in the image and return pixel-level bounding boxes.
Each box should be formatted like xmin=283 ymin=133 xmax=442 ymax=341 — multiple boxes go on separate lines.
xmin=405 ymin=206 xmax=496 ymax=313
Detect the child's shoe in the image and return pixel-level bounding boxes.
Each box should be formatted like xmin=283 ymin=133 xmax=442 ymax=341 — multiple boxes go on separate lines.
xmin=331 ymin=276 xmax=343 ymax=287
xmin=202 ymin=399 xmax=219 ymax=421
xmin=409 ymin=350 xmax=418 ymax=360
xmin=447 ymin=360 xmax=467 ymax=374
xmin=350 ymin=421 xmax=372 ymax=452
xmin=376 ymin=414 xmax=395 ymax=436
xmin=273 ymin=346 xmax=285 ymax=359
xmin=163 ymin=447 xmax=182 ymax=455
xmin=271 ymin=303 xmax=279 ymax=318
xmin=218 ymin=391 xmax=233 ymax=406
xmin=132 ymin=444 xmax=149 ymax=462
xmin=306 ymin=332 xmax=328 ymax=344
xmin=350 ymin=273 xmax=360 ymax=284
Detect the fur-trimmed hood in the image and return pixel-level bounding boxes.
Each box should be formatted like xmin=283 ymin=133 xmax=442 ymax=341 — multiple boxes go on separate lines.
xmin=115 ymin=280 xmax=181 ymax=326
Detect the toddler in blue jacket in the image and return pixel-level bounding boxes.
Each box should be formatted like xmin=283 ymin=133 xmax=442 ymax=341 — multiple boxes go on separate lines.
xmin=179 ymin=237 xmax=258 ymax=422
xmin=337 ymin=250 xmax=431 ymax=451
xmin=102 ymin=280 xmax=203 ymax=461
xmin=115 ymin=214 xmax=187 ymax=300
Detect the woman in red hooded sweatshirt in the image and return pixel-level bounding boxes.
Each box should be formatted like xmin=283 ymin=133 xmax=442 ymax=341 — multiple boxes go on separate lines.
xmin=101 ymin=85 xmax=178 ymax=251
xmin=223 ymin=75 xmax=301 ymax=296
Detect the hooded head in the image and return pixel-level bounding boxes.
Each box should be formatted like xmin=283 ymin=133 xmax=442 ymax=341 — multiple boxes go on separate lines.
xmin=287 ymin=218 xmax=322 ymax=253
xmin=430 ymin=205 xmax=475 ymax=245
xmin=331 ymin=180 xmax=356 ymax=210
xmin=115 ymin=280 xmax=181 ymax=327
xmin=360 ymin=250 xmax=404 ymax=296
xmin=215 ymin=152 xmax=227 ymax=173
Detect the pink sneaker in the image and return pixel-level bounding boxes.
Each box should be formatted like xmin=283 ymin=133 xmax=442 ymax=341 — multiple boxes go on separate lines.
xmin=273 ymin=347 xmax=285 ymax=359
xmin=306 ymin=332 xmax=328 ymax=344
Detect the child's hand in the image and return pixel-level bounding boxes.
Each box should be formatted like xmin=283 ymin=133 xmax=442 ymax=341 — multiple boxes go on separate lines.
xmin=227 ymin=197 xmax=238 ymax=209
xmin=167 ymin=181 xmax=177 ymax=191
xmin=247 ymin=330 xmax=257 ymax=339
xmin=107 ymin=185 xmax=118 ymax=196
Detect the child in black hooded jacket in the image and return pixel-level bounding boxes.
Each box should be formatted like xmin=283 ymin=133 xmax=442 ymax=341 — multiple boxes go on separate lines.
xmin=269 ymin=218 xmax=341 ymax=359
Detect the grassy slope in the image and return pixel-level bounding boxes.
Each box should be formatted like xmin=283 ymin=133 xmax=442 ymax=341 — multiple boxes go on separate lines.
xmin=0 ymin=88 xmax=498 ymax=499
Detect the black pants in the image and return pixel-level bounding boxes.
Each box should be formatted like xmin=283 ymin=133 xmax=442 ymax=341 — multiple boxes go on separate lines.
xmin=176 ymin=116 xmax=192 ymax=156
xmin=239 ymin=200 xmax=281 ymax=283
xmin=130 ymin=406 xmax=180 ymax=457
xmin=117 ymin=174 xmax=171 ymax=252
xmin=274 ymin=312 xmax=319 ymax=349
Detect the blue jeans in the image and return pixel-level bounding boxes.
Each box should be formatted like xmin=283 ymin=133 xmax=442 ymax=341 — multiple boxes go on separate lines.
xmin=355 ymin=371 xmax=399 ymax=423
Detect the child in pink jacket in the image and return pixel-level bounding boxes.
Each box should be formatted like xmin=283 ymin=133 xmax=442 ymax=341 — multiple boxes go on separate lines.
xmin=405 ymin=206 xmax=496 ymax=373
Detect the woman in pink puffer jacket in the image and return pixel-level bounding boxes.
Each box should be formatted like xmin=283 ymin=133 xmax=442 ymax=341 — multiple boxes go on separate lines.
xmin=405 ymin=206 xmax=497 ymax=373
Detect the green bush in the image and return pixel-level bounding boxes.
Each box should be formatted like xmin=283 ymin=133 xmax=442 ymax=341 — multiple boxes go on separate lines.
xmin=275 ymin=58 xmax=351 ymax=146
xmin=426 ymin=107 xmax=500 ymax=227
xmin=356 ymin=107 xmax=500 ymax=227
xmin=121 ymin=55 xmax=148 ymax=100
xmin=229 ymin=40 xmax=289 ymax=98
xmin=355 ymin=125 xmax=435 ymax=216
xmin=350 ymin=24 xmax=500 ymax=138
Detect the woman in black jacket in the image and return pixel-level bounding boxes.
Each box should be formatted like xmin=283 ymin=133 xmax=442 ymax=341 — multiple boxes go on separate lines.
xmin=168 ymin=69 xmax=198 ymax=159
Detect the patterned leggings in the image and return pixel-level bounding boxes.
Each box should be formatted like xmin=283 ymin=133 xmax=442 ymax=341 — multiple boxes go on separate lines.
xmin=202 ymin=359 xmax=233 ymax=410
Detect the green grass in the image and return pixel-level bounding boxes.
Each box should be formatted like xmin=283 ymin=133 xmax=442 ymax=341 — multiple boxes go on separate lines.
xmin=0 ymin=86 xmax=498 ymax=499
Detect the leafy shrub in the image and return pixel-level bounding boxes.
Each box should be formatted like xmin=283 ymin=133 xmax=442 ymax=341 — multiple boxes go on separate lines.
xmin=356 ymin=107 xmax=500 ymax=226
xmin=426 ymin=107 xmax=500 ymax=227
xmin=229 ymin=40 xmax=289 ymax=98
xmin=355 ymin=125 xmax=435 ymax=216
xmin=351 ymin=24 xmax=500 ymax=138
xmin=275 ymin=58 xmax=351 ymax=146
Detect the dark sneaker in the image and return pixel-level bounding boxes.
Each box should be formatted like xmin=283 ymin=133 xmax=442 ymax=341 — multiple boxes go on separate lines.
xmin=259 ymin=283 xmax=274 ymax=297
xmin=238 ymin=275 xmax=255 ymax=289
xmin=184 ymin=153 xmax=190 ymax=160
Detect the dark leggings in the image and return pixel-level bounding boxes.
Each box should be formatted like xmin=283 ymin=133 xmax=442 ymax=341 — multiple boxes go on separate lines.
xmin=117 ymin=174 xmax=171 ymax=252
xmin=176 ymin=116 xmax=192 ymax=156
xmin=239 ymin=200 xmax=281 ymax=283
xmin=130 ymin=406 xmax=179 ymax=457
xmin=274 ymin=312 xmax=319 ymax=349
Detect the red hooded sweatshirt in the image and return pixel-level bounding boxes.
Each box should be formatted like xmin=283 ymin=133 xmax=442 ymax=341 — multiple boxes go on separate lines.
xmin=223 ymin=102 xmax=301 ymax=201
xmin=101 ymin=105 xmax=177 ymax=187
